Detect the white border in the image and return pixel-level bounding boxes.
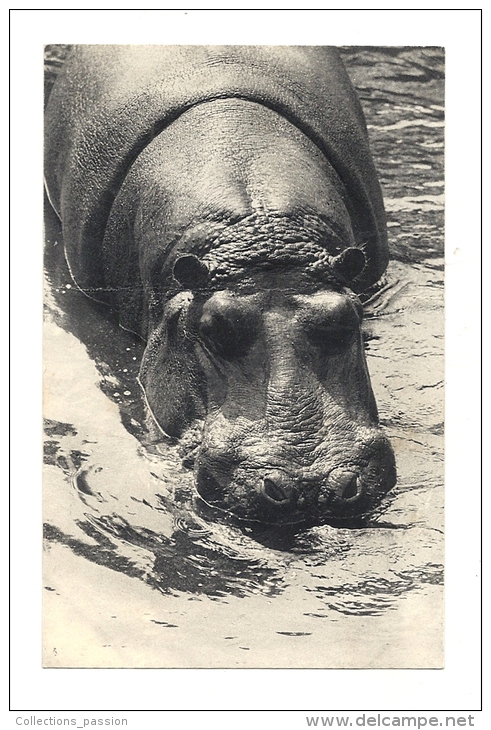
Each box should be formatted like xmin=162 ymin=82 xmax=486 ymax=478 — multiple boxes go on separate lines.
xmin=10 ymin=7 xmax=483 ymax=719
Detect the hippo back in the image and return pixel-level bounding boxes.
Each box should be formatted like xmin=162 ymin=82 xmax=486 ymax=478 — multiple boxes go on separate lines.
xmin=44 ymin=45 xmax=388 ymax=299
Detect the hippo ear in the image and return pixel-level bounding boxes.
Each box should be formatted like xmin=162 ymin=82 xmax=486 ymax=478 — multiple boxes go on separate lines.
xmin=139 ymin=298 xmax=205 ymax=438
xmin=331 ymin=247 xmax=366 ymax=283
xmin=173 ymin=255 xmax=209 ymax=289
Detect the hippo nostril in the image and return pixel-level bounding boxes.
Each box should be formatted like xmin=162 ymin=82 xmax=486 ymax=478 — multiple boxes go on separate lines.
xmin=329 ymin=469 xmax=363 ymax=503
xmin=341 ymin=474 xmax=359 ymax=500
xmin=262 ymin=477 xmax=290 ymax=504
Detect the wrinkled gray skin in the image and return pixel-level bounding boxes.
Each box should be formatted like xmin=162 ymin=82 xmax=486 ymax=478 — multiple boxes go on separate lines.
xmin=45 ymin=46 xmax=396 ymax=526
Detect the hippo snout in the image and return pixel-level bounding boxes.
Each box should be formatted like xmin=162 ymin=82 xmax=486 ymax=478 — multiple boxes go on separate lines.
xmin=195 ymin=435 xmax=396 ymax=526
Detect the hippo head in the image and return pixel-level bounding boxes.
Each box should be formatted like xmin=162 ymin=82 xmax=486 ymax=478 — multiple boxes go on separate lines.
xmin=139 ymin=243 xmax=396 ymax=527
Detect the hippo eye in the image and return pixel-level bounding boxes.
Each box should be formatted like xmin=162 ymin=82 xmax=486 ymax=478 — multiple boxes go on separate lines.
xmin=307 ymin=323 xmax=357 ymax=353
xmin=199 ymin=312 xmax=257 ymax=359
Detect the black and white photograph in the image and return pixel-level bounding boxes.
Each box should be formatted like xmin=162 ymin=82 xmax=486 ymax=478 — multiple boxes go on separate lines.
xmin=42 ymin=41 xmax=444 ymax=669
xmin=10 ymin=7 xmax=482 ymax=719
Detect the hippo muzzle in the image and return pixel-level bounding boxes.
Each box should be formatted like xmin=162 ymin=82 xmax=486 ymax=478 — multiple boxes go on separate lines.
xmin=196 ymin=441 xmax=396 ymax=526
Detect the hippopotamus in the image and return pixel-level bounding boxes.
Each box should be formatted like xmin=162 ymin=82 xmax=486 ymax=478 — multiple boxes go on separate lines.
xmin=45 ymin=45 xmax=396 ymax=526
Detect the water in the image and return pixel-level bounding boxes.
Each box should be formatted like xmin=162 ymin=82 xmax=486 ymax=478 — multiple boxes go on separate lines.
xmin=43 ymin=46 xmax=444 ymax=668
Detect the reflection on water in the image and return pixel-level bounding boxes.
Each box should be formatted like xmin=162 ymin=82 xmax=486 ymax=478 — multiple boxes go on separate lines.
xmin=43 ymin=46 xmax=444 ymax=668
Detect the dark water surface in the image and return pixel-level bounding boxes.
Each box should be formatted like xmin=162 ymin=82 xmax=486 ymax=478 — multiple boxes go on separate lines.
xmin=43 ymin=47 xmax=444 ymax=667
